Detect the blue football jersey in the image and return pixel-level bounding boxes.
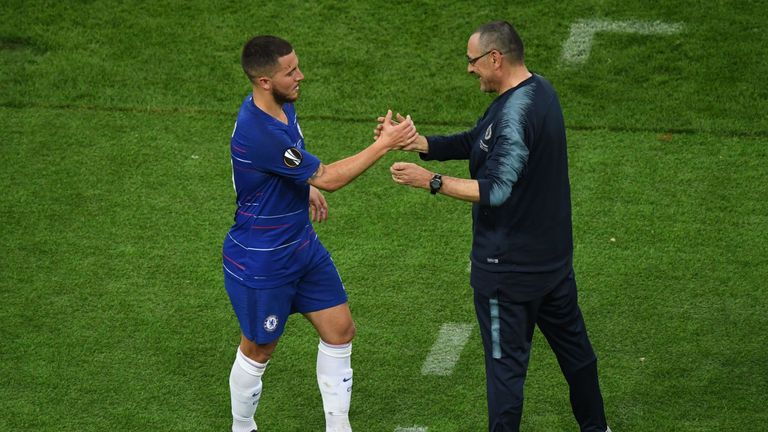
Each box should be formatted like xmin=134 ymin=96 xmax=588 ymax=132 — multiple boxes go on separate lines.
xmin=223 ymin=96 xmax=322 ymax=288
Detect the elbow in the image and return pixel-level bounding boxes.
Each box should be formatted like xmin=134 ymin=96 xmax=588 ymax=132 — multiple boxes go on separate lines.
xmin=488 ymin=197 xmax=507 ymax=207
xmin=308 ymin=164 xmax=348 ymax=192
xmin=323 ymin=183 xmax=342 ymax=193
xmin=488 ymin=184 xmax=513 ymax=207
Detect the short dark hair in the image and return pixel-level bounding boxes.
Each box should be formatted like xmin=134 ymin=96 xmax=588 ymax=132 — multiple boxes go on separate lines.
xmin=473 ymin=21 xmax=524 ymax=64
xmin=241 ymin=35 xmax=294 ymax=83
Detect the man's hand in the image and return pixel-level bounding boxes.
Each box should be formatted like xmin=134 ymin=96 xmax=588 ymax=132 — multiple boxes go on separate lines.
xmin=373 ymin=113 xmax=398 ymax=141
xmin=390 ymin=162 xmax=433 ymax=189
xmin=374 ymin=112 xmax=428 ymax=153
xmin=375 ymin=110 xmax=419 ymax=150
xmin=309 ymin=185 xmax=328 ymax=222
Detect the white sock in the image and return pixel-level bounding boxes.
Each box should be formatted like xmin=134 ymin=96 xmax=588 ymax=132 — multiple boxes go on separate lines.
xmin=317 ymin=340 xmax=353 ymax=432
xmin=230 ymin=348 xmax=267 ymax=432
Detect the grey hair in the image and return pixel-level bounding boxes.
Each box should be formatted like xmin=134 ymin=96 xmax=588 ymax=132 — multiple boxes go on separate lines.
xmin=473 ymin=21 xmax=524 ymax=64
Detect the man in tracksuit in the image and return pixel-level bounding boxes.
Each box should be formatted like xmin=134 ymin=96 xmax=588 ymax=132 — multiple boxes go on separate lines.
xmin=386 ymin=21 xmax=611 ymax=432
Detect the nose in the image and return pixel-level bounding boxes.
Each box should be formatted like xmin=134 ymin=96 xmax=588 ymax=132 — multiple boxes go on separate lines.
xmin=467 ymin=63 xmax=474 ymax=74
xmin=296 ymin=68 xmax=304 ymax=81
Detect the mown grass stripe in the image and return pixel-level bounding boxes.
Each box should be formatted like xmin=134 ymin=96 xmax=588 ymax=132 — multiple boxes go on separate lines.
xmin=3 ymin=102 xmax=766 ymax=138
xmin=420 ymin=323 xmax=474 ymax=376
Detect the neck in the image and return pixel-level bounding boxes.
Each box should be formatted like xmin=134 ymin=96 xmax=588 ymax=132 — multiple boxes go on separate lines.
xmin=497 ymin=65 xmax=532 ymax=95
xmin=251 ymin=89 xmax=284 ymax=120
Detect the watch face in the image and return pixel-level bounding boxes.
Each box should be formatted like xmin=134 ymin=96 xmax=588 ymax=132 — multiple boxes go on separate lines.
xmin=430 ymin=176 xmax=441 ymax=193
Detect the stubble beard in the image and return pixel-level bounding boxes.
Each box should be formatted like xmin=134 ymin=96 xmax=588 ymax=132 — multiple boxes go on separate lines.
xmin=272 ymin=86 xmax=298 ymax=105
xmin=474 ymin=72 xmax=493 ymax=93
xmin=479 ymin=77 xmax=496 ymax=94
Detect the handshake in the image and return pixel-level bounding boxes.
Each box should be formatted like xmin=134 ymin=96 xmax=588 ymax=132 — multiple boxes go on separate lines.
xmin=371 ymin=110 xmax=434 ymax=191
xmin=372 ymin=109 xmax=428 ymax=153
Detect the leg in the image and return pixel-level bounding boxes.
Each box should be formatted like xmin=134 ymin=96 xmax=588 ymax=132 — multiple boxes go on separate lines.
xmin=537 ymin=270 xmax=607 ymax=432
xmin=229 ymin=335 xmax=278 ymax=432
xmin=224 ymin=274 xmax=295 ymax=432
xmin=473 ymin=288 xmax=539 ymax=432
xmin=305 ymin=302 xmax=356 ymax=345
xmin=305 ymin=303 xmax=355 ymax=432
xmin=295 ymin=254 xmax=354 ymax=432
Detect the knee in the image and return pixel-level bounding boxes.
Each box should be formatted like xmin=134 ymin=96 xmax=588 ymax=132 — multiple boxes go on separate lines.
xmin=239 ymin=338 xmax=277 ymax=363
xmin=247 ymin=345 xmax=275 ymax=363
xmin=345 ymin=322 xmax=356 ymax=343
xmin=337 ymin=320 xmax=356 ymax=344
xmin=325 ymin=321 xmax=356 ymax=345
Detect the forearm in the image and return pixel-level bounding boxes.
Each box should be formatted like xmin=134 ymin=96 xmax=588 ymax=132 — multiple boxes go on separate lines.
xmin=390 ymin=162 xmax=479 ymax=202
xmin=439 ymin=176 xmax=480 ymax=203
xmin=421 ymin=131 xmax=473 ymax=161
xmin=310 ymin=141 xmax=389 ymax=192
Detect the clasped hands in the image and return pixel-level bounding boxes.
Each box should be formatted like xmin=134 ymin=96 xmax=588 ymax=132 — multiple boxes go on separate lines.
xmin=374 ymin=110 xmax=433 ymax=190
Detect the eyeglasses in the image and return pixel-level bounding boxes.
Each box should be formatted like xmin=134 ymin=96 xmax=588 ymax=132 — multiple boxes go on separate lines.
xmin=467 ymin=50 xmax=493 ymax=65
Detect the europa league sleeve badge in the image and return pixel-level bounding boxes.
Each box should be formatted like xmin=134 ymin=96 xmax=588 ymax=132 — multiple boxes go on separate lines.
xmin=283 ymin=148 xmax=303 ymax=168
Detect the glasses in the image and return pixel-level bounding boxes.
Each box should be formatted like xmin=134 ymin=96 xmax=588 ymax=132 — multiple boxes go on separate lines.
xmin=467 ymin=50 xmax=493 ymax=65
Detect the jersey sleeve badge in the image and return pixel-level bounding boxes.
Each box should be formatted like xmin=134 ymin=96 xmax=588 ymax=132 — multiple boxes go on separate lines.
xmin=283 ymin=148 xmax=303 ymax=167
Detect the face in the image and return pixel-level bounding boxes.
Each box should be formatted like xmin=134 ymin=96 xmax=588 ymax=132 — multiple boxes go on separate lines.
xmin=466 ymin=33 xmax=495 ymax=93
xmin=268 ymin=50 xmax=304 ymax=104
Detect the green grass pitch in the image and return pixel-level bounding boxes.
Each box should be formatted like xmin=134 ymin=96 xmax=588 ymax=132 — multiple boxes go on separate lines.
xmin=1 ymin=1 xmax=767 ymax=431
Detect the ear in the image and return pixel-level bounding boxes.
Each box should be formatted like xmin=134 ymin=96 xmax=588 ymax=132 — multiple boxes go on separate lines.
xmin=256 ymin=76 xmax=271 ymax=91
xmin=492 ymin=50 xmax=503 ymax=69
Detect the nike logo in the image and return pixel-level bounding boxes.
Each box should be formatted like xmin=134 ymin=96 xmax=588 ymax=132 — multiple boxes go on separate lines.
xmin=342 ymin=377 xmax=352 ymax=382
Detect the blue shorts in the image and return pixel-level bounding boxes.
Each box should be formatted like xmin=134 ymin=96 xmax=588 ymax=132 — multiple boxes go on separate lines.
xmin=224 ymin=251 xmax=347 ymax=344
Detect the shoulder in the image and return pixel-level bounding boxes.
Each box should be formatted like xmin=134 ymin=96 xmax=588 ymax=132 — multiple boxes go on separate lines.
xmin=498 ymin=74 xmax=562 ymax=121
xmin=235 ymin=110 xmax=290 ymax=146
xmin=529 ymin=74 xmax=559 ymax=104
xmin=496 ymin=84 xmax=535 ymax=127
xmin=531 ymin=73 xmax=551 ymax=89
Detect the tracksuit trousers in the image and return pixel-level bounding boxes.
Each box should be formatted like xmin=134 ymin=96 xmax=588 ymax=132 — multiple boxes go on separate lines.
xmin=472 ymin=269 xmax=607 ymax=432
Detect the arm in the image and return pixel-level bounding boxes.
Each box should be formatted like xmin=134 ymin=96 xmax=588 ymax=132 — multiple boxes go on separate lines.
xmin=478 ymin=132 xmax=528 ymax=207
xmin=440 ymin=176 xmax=480 ymax=202
xmin=420 ymin=132 xmax=474 ymax=161
xmin=402 ymin=132 xmax=527 ymax=206
xmin=374 ymin=114 xmax=475 ymax=161
xmin=309 ymin=110 xmax=417 ymax=192
xmin=391 ymin=111 xmax=530 ymax=206
xmin=390 ymin=126 xmax=528 ymax=205
xmin=308 ymin=145 xmax=388 ymax=192
xmin=390 ymin=162 xmax=480 ymax=203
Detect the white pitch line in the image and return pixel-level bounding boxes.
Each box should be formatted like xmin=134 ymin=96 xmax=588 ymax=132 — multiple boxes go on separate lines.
xmin=395 ymin=427 xmax=428 ymax=432
xmin=561 ymin=19 xmax=685 ymax=64
xmin=421 ymin=323 xmax=474 ymax=376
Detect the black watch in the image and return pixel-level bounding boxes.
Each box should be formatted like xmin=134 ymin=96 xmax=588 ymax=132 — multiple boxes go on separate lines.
xmin=429 ymin=173 xmax=442 ymax=195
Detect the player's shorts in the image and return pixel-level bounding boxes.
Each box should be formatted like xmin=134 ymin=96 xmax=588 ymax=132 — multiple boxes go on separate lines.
xmin=224 ymin=248 xmax=347 ymax=344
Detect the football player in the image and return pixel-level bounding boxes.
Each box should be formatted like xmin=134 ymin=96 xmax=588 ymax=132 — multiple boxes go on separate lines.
xmin=224 ymin=35 xmax=416 ymax=432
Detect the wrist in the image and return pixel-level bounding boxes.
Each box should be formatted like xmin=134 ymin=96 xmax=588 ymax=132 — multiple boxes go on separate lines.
xmin=418 ymin=135 xmax=429 ymax=153
xmin=373 ymin=136 xmax=393 ymax=151
xmin=371 ymin=138 xmax=392 ymax=154
xmin=429 ymin=173 xmax=442 ymax=194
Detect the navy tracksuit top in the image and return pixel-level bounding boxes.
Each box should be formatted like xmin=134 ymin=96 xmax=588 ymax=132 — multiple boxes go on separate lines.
xmin=422 ymin=74 xmax=573 ymax=279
